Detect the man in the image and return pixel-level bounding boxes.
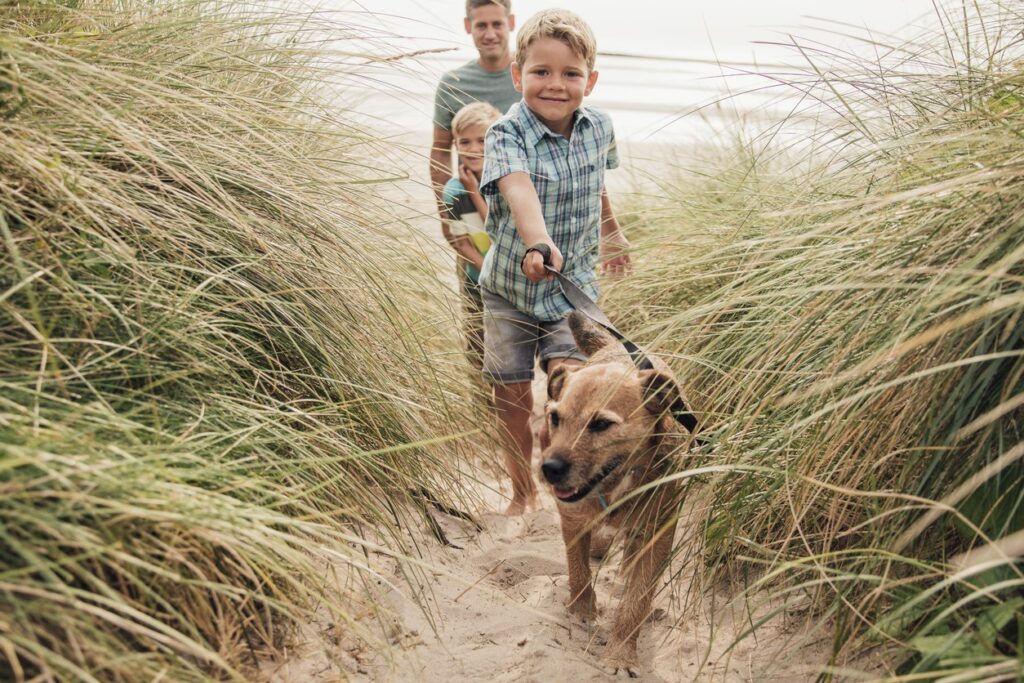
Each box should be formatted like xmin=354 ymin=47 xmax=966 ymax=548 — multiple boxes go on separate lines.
xmin=430 ymin=0 xmax=520 ymax=249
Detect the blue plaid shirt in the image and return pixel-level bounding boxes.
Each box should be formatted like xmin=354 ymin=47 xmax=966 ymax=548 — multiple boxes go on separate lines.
xmin=478 ymin=100 xmax=619 ymax=322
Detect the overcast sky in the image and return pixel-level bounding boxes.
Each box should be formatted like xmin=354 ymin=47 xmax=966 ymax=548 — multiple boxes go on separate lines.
xmin=323 ymin=0 xmax=966 ymax=143
xmin=337 ymin=0 xmax=942 ymax=62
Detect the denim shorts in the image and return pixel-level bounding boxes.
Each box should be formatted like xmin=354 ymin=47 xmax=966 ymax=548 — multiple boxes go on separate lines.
xmin=481 ymin=290 xmax=586 ymax=384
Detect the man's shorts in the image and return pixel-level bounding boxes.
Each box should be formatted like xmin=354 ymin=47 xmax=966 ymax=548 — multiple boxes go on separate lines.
xmin=481 ymin=290 xmax=586 ymax=385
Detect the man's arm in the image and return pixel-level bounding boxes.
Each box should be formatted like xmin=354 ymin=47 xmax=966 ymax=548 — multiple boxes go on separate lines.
xmin=430 ymin=125 xmax=455 ymax=243
xmin=599 ymin=187 xmax=631 ymax=275
xmin=497 ymin=172 xmax=562 ymax=282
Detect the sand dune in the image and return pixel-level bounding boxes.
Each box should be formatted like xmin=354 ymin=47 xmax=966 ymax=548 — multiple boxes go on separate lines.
xmin=261 ymin=379 xmax=832 ymax=682
xmin=261 ymin=497 xmax=832 ymax=681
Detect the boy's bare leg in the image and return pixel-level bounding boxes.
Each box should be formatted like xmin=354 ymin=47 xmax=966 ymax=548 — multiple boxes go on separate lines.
xmin=493 ymin=380 xmax=537 ymax=515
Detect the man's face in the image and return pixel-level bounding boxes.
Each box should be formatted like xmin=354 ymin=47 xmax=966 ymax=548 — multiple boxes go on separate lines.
xmin=464 ymin=4 xmax=515 ymax=64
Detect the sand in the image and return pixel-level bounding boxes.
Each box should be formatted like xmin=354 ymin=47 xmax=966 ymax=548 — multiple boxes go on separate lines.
xmin=258 ymin=378 xmax=833 ymax=682
xmin=258 ymin=496 xmax=834 ymax=682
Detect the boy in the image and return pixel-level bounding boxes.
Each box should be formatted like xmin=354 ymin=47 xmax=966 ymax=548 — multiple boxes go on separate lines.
xmin=478 ymin=9 xmax=630 ymax=515
xmin=442 ymin=101 xmax=502 ymax=371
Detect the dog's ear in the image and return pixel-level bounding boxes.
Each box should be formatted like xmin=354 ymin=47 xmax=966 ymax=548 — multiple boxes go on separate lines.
xmin=639 ymin=368 xmax=687 ymax=420
xmin=548 ymin=364 xmax=572 ymax=401
xmin=567 ymin=311 xmax=616 ymax=355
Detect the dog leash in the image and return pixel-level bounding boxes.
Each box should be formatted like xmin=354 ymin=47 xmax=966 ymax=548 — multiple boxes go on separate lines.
xmin=523 ymin=243 xmax=702 ymax=437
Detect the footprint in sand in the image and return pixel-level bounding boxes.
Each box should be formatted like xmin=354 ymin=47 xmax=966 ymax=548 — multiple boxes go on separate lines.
xmin=474 ymin=549 xmax=567 ymax=587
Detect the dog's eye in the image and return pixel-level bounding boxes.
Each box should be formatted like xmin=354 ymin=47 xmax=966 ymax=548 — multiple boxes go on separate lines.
xmin=588 ymin=418 xmax=614 ymax=433
xmin=549 ymin=411 xmax=560 ymax=428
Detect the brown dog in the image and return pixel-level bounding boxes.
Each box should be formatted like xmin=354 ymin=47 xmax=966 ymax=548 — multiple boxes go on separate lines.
xmin=541 ymin=312 xmax=691 ymax=677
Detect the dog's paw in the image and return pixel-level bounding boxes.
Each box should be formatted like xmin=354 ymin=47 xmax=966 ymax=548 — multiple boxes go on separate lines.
xmin=567 ymin=601 xmax=597 ymax=623
xmin=601 ymin=646 xmax=639 ymax=678
xmin=566 ymin=589 xmax=597 ymax=622
xmin=600 ymin=656 xmax=639 ymax=678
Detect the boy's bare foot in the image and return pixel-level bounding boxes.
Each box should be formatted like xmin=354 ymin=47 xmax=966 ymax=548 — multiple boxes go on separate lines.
xmin=503 ymin=500 xmax=526 ymax=516
xmin=503 ymin=495 xmax=538 ymax=516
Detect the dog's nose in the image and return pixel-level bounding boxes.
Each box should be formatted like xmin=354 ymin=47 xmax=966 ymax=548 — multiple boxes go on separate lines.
xmin=541 ymin=456 xmax=571 ymax=484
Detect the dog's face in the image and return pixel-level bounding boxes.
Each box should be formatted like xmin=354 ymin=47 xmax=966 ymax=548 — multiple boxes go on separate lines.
xmin=541 ymin=361 xmax=679 ymax=504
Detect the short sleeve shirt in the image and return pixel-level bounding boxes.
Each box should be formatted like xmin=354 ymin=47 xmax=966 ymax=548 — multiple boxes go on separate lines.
xmin=478 ymin=101 xmax=619 ymax=321
xmin=433 ymin=60 xmax=521 ymax=131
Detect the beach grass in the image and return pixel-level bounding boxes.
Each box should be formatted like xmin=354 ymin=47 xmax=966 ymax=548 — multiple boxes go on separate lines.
xmin=1 ymin=1 xmax=480 ymax=680
xmin=606 ymin=1 xmax=1023 ymax=678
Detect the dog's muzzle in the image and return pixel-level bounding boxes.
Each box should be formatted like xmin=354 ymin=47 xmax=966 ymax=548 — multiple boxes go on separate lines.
xmin=549 ymin=456 xmax=625 ymax=504
xmin=541 ymin=456 xmax=571 ymax=485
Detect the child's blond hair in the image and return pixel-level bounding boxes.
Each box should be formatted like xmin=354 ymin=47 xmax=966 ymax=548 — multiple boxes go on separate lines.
xmin=451 ymin=101 xmax=502 ymax=137
xmin=515 ymin=9 xmax=597 ymax=72
xmin=465 ymin=0 xmax=511 ymax=17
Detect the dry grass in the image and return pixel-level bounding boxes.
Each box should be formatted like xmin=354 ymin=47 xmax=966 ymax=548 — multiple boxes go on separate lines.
xmin=606 ymin=1 xmax=1023 ymax=678
xmin=1 ymin=1 xmax=480 ymax=680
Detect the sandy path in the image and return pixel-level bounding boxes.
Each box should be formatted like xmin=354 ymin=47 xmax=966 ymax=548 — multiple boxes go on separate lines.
xmin=260 ymin=380 xmax=832 ymax=682
xmin=260 ymin=492 xmax=833 ymax=682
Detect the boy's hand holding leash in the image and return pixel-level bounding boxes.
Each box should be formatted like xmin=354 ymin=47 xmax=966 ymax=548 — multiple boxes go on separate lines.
xmin=522 ymin=232 xmax=631 ymax=281
xmin=522 ymin=240 xmax=562 ymax=282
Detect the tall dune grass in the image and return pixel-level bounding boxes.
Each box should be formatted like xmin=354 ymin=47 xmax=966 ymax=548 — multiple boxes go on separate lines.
xmin=1 ymin=1 xmax=476 ymax=680
xmin=607 ymin=2 xmax=1022 ymax=678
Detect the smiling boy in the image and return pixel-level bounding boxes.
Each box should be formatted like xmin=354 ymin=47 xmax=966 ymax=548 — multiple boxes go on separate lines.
xmin=478 ymin=9 xmax=630 ymax=515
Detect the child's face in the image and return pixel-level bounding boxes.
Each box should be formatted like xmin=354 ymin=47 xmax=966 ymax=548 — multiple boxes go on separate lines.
xmin=512 ymin=37 xmax=598 ymax=136
xmin=455 ymin=123 xmax=488 ymax=174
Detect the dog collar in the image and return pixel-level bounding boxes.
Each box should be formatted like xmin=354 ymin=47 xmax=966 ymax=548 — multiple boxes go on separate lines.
xmin=597 ymin=466 xmax=644 ymax=512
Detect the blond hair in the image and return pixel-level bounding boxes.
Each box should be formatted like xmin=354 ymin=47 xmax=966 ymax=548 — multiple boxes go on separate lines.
xmin=515 ymin=9 xmax=597 ymax=72
xmin=451 ymin=101 xmax=502 ymax=136
xmin=465 ymin=0 xmax=511 ymax=17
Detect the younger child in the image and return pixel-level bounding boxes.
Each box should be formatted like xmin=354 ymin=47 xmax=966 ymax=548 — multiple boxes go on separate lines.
xmin=478 ymin=9 xmax=631 ymax=515
xmin=442 ymin=101 xmax=502 ymax=371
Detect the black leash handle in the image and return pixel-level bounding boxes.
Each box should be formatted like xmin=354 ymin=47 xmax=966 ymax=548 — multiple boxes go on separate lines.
xmin=521 ymin=242 xmax=553 ymax=273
